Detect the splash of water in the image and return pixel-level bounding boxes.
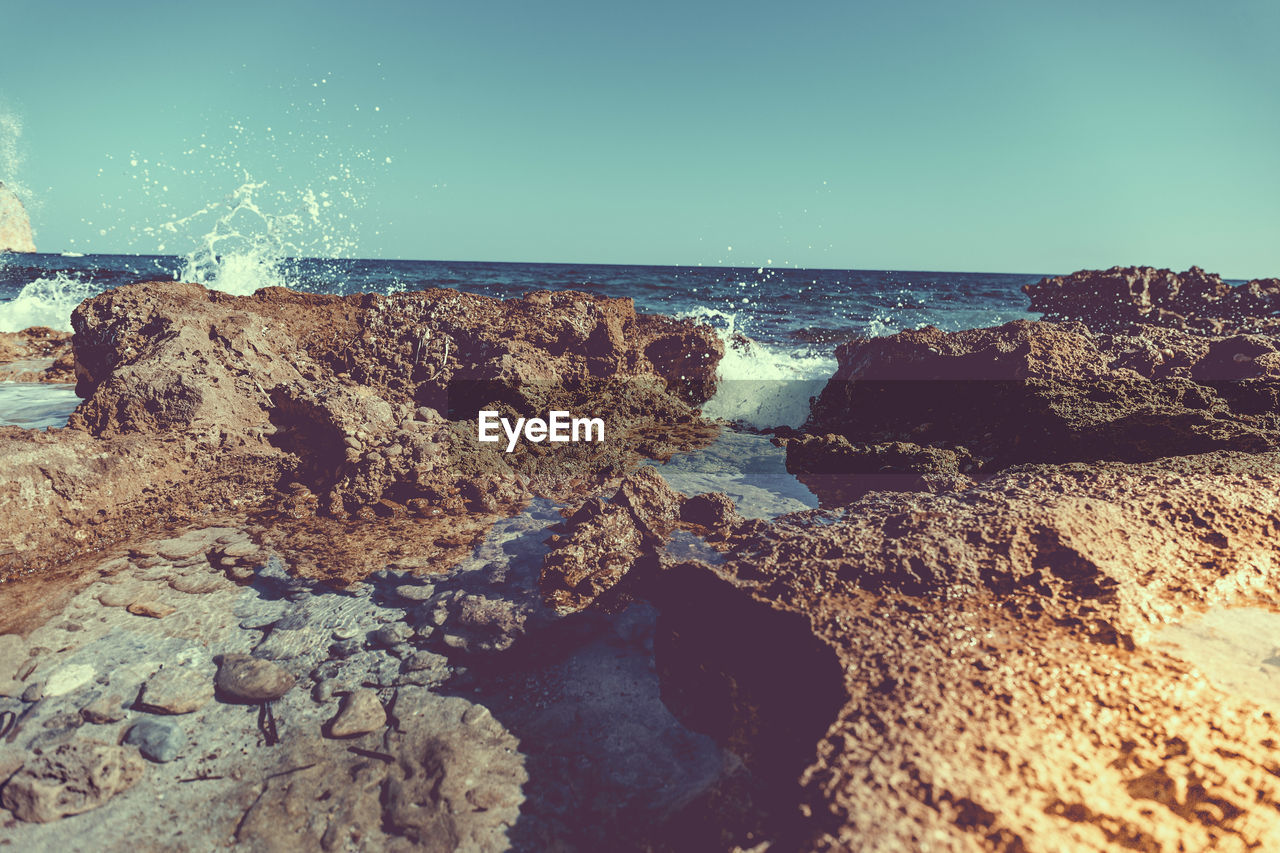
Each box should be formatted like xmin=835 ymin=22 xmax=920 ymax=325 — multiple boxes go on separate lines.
xmin=679 ymin=306 xmax=837 ymax=430
xmin=0 ymin=273 xmax=100 ymax=333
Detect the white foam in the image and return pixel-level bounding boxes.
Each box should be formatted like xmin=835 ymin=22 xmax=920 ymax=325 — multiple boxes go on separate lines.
xmin=0 ymin=272 xmax=99 ymax=333
xmin=678 ymin=306 xmax=836 ymax=431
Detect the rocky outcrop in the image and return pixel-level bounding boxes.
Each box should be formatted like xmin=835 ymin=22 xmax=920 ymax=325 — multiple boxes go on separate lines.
xmin=1024 ymin=265 xmax=1280 ymax=334
xmin=0 ymin=327 xmax=74 ymax=382
xmin=0 ymin=181 xmax=35 ymax=253
xmin=654 ymin=451 xmax=1280 ymax=849
xmin=0 ymin=281 xmax=723 ymax=575
xmin=798 ymin=320 xmax=1280 ymax=484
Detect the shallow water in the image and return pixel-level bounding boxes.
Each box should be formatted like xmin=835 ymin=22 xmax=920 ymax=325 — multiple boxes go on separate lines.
xmin=0 ymin=382 xmax=79 ymax=428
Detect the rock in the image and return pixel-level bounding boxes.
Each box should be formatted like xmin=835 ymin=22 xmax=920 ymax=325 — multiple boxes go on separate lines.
xmin=369 ymin=623 xmax=411 ymax=647
xmin=96 ymin=586 xmax=141 ymax=607
xmin=81 ymin=691 xmax=128 ymax=724
xmin=680 ymin=492 xmax=744 ymax=532
xmin=0 ymin=181 xmax=36 ymax=253
xmin=125 ymin=719 xmax=184 ymax=763
xmin=803 ymin=320 xmax=1280 ymax=479
xmin=1 ymin=741 xmax=145 ymax=822
xmin=653 ymin=450 xmax=1280 ymax=850
xmin=214 ymin=654 xmax=296 ymax=703
xmin=127 ymin=601 xmax=176 ymax=619
xmin=21 ymin=682 xmax=43 ymax=702
xmin=0 ymin=279 xmax=723 ymax=577
xmin=1024 ymin=265 xmax=1280 ymax=335
xmin=394 ymin=582 xmax=436 ymax=602
xmin=221 ymin=541 xmax=260 ymax=559
xmin=43 ymin=663 xmax=96 ymax=697
xmin=541 ymin=467 xmax=685 ymax=613
xmin=169 ymin=573 xmax=226 ymax=594
xmin=137 ymin=666 xmax=214 ymax=714
xmin=326 ymin=689 xmax=386 ymax=738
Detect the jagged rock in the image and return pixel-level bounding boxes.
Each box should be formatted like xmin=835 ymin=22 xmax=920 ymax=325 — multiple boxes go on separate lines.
xmin=136 ymin=665 xmax=214 ymax=714
xmin=325 ymin=689 xmax=386 ymax=738
xmin=1 ymin=281 xmax=722 ymax=577
xmin=804 ymin=320 xmax=1280 ymax=477
xmin=214 ymin=654 xmax=295 ymax=702
xmin=1 ymin=740 xmax=146 ymax=822
xmin=0 ymin=181 xmax=35 ymax=253
xmin=541 ymin=466 xmax=685 ymax=613
xmin=653 ymin=451 xmax=1280 ymax=849
xmin=1024 ymin=265 xmax=1280 ymax=334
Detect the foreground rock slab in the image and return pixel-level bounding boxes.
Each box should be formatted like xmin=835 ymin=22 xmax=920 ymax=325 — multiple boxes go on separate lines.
xmin=1 ymin=741 xmax=146 ymax=822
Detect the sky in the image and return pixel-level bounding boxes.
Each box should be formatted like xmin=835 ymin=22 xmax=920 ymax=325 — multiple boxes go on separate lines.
xmin=0 ymin=0 xmax=1277 ymax=277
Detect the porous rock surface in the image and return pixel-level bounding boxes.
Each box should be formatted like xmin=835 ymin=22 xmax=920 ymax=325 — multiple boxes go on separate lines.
xmin=0 ymin=281 xmax=722 ymax=575
xmin=652 ymin=451 xmax=1280 ymax=850
xmin=1024 ymin=265 xmax=1280 ymax=334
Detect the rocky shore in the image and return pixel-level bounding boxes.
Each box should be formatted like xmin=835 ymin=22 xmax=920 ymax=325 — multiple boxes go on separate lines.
xmin=4 ymin=265 xmax=1280 ymax=850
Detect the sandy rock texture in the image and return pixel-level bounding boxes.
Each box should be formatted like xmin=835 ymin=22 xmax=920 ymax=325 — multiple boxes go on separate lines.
xmin=651 ymin=451 xmax=1280 ymax=850
xmin=0 ymin=281 xmax=723 ymax=576
xmin=1024 ymin=265 xmax=1280 ymax=335
xmin=0 ymin=327 xmax=74 ymax=382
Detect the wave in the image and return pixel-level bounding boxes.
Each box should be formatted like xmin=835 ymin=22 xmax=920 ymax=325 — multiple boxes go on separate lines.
xmin=678 ymin=306 xmax=837 ymax=431
xmin=0 ymin=272 xmax=100 ymax=333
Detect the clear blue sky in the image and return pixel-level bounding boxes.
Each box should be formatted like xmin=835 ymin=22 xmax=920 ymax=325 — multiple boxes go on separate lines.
xmin=1 ymin=0 xmax=1277 ymax=277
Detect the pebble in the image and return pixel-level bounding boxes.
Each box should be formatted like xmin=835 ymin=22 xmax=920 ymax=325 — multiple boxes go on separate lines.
xmin=81 ymin=691 xmax=128 ymax=724
xmin=370 ymin=623 xmax=411 ymax=647
xmin=313 ymin=679 xmax=336 ymax=703
xmin=394 ymin=583 xmax=436 ymax=602
xmin=128 ymin=601 xmax=176 ymax=619
xmin=97 ymin=587 xmax=141 ymax=608
xmin=44 ymin=664 xmax=96 ymax=697
xmin=138 ymin=666 xmax=214 ymax=714
xmin=154 ymin=536 xmax=205 ymax=561
xmin=22 ymin=682 xmax=44 ymax=702
xmin=226 ymin=563 xmax=256 ymax=582
xmin=401 ymin=650 xmax=447 ymax=673
xmin=170 ymin=574 xmax=226 ymax=595
xmin=222 ymin=542 xmax=260 ymax=559
xmin=326 ymin=689 xmax=386 ymax=738
xmin=215 ymin=654 xmax=296 ymax=702
xmin=329 ymin=639 xmax=363 ymax=659
xmin=125 ymin=719 xmax=184 ymax=763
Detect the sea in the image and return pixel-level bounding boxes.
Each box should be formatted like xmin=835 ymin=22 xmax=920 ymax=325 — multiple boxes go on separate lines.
xmin=0 ymin=252 xmax=1040 ymax=434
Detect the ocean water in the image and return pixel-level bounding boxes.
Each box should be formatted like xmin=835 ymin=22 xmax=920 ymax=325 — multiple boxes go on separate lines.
xmin=0 ymin=251 xmax=1040 ymax=429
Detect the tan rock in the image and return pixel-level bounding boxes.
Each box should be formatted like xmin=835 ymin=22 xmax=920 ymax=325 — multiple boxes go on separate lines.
xmin=326 ymin=689 xmax=386 ymax=738
xmin=1 ymin=741 xmax=145 ymax=822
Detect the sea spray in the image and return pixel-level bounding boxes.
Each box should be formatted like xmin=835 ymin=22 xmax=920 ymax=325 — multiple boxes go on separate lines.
xmin=0 ymin=273 xmax=98 ymax=333
xmin=679 ymin=306 xmax=837 ymax=430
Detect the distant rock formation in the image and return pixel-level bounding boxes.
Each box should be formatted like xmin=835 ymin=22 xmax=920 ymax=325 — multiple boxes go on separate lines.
xmin=0 ymin=181 xmax=36 ymax=253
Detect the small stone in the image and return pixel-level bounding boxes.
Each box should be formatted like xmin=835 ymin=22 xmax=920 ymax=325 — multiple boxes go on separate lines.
xmin=415 ymin=406 xmax=437 ymax=421
xmin=227 ymin=563 xmax=256 ymax=582
xmin=125 ymin=719 xmax=184 ymax=763
xmin=401 ymin=650 xmax=447 ymax=673
xmin=22 ymin=682 xmax=44 ymax=702
xmin=462 ymin=705 xmax=490 ymax=726
xmin=0 ymin=740 xmax=146 ymax=822
xmin=215 ymin=654 xmax=296 ymax=702
xmin=385 ymin=443 xmax=404 ymax=457
xmin=44 ymin=663 xmax=96 ymax=697
xmin=394 ymin=583 xmax=436 ymax=602
xmin=370 ymin=623 xmax=412 ymax=647
xmin=138 ymin=666 xmax=214 ymax=714
xmin=332 ymin=624 xmax=361 ymax=641
xmin=154 ymin=536 xmax=205 ymax=561
xmin=429 ymin=607 xmax=449 ymax=626
xmin=97 ymin=587 xmax=141 ymax=608
xmin=222 ymin=541 xmax=260 ymax=559
xmin=343 ymin=436 xmax=364 ymax=451
xmin=313 ymin=680 xmax=336 ymax=703
xmin=326 ymin=689 xmax=386 ymax=738
xmin=170 ymin=574 xmax=226 ymax=595
xmin=329 ymin=639 xmax=362 ymax=659
xmin=128 ymin=601 xmax=176 ymax=619
xmin=81 ymin=692 xmax=128 ymax=724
